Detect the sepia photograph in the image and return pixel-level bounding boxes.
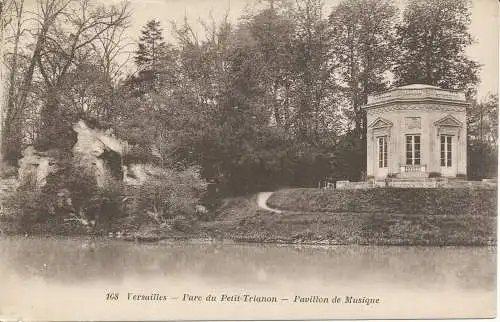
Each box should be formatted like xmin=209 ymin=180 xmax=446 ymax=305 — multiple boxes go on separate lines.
xmin=0 ymin=0 xmax=497 ymax=320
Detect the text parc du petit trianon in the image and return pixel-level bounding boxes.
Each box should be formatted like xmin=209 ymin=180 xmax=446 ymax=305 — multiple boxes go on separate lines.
xmin=117 ymin=293 xmax=380 ymax=305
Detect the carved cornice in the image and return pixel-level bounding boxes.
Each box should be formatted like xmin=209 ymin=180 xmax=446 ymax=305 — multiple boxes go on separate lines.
xmin=364 ymin=98 xmax=470 ymax=111
xmin=366 ymin=102 xmax=466 ymax=115
xmin=367 ymin=87 xmax=467 ymax=105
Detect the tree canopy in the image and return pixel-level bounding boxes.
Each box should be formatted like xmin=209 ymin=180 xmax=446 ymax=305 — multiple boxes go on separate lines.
xmin=0 ymin=0 xmax=494 ymax=192
xmin=393 ymin=0 xmax=480 ymax=97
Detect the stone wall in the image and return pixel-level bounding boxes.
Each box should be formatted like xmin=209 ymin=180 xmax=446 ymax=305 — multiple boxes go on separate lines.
xmin=334 ymin=179 xmax=497 ymax=190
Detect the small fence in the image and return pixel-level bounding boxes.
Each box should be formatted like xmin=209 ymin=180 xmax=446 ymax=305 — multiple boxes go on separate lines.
xmin=400 ymin=164 xmax=426 ymax=173
xmin=399 ymin=164 xmax=428 ymax=178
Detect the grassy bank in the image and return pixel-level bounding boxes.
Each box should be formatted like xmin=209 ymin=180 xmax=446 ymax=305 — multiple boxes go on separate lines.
xmin=195 ymin=192 xmax=496 ymax=246
xmin=1 ymin=187 xmax=497 ymax=246
xmin=267 ymin=187 xmax=497 ymax=216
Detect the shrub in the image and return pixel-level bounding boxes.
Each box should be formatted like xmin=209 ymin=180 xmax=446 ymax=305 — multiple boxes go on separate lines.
xmin=0 ymin=164 xmax=17 ymax=178
xmin=428 ymin=172 xmax=442 ymax=178
xmin=172 ymin=215 xmax=194 ymax=232
xmin=5 ymin=156 xmax=207 ymax=235
xmin=123 ymin=165 xmax=207 ymax=226
xmin=4 ymin=159 xmax=127 ymax=234
xmin=4 ymin=189 xmax=53 ymax=228
xmin=123 ymin=145 xmax=161 ymax=165
xmin=468 ymin=141 xmax=498 ymax=180
xmin=86 ymin=184 xmax=126 ymax=232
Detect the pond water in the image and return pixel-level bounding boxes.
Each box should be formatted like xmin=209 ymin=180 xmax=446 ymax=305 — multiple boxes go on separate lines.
xmin=0 ymin=236 xmax=496 ymax=320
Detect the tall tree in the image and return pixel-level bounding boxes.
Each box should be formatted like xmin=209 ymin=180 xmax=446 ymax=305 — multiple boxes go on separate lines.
xmin=35 ymin=0 xmax=130 ymax=150
xmin=0 ymin=0 xmax=14 ymax=162
xmin=241 ymin=0 xmax=340 ymax=140
xmin=467 ymin=94 xmax=498 ymax=180
xmin=0 ymin=0 xmax=130 ymax=160
xmin=1 ymin=0 xmax=49 ymax=163
xmin=468 ymin=94 xmax=498 ymax=146
xmin=135 ymin=20 xmax=166 ymax=69
xmin=291 ymin=0 xmax=338 ymax=141
xmin=134 ymin=19 xmax=175 ymax=91
xmin=239 ymin=3 xmax=296 ymax=132
xmin=329 ymin=0 xmax=398 ymax=178
xmin=393 ymin=0 xmax=480 ymax=97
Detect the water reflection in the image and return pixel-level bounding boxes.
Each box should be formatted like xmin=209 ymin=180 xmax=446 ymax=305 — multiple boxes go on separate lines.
xmin=0 ymin=236 xmax=496 ymax=320
xmin=0 ymin=236 xmax=495 ymax=290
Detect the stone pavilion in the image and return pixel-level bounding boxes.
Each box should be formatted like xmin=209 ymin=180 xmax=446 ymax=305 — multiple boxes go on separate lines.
xmin=363 ymin=84 xmax=470 ymax=179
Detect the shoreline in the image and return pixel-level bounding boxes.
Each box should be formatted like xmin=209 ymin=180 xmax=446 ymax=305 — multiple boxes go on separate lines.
xmin=1 ymin=188 xmax=497 ymax=247
xmin=0 ymin=224 xmax=496 ymax=247
xmin=0 ymin=232 xmax=497 ymax=248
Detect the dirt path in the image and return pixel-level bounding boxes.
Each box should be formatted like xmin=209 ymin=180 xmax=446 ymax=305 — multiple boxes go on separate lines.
xmin=256 ymin=192 xmax=282 ymax=213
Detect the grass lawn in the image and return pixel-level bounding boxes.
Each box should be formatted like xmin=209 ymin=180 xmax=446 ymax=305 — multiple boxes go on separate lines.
xmin=267 ymin=187 xmax=497 ymax=216
xmin=202 ymin=188 xmax=497 ymax=246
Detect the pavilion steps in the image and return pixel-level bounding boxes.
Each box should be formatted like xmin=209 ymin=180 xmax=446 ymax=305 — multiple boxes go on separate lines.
xmin=395 ymin=172 xmax=429 ymax=179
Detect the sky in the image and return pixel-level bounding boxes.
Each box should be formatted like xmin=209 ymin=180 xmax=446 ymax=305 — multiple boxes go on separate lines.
xmin=124 ymin=0 xmax=499 ymax=99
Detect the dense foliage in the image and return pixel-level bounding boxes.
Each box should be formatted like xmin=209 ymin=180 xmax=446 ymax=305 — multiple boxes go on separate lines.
xmin=4 ymin=163 xmax=207 ymax=234
xmin=393 ymin=0 xmax=480 ymax=97
xmin=467 ymin=94 xmax=498 ymax=179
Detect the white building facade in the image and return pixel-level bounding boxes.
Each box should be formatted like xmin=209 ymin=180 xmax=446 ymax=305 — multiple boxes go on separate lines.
xmin=363 ymin=84 xmax=470 ymax=179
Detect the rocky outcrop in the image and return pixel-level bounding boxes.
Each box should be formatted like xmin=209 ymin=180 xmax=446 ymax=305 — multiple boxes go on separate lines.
xmin=72 ymin=120 xmax=126 ymax=157
xmin=16 ymin=120 xmax=130 ymax=190
xmin=16 ymin=119 xmax=204 ymax=195
xmin=72 ymin=120 xmax=127 ymax=187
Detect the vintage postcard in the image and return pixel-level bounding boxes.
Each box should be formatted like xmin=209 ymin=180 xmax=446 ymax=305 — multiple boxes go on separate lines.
xmin=0 ymin=0 xmax=497 ymax=320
